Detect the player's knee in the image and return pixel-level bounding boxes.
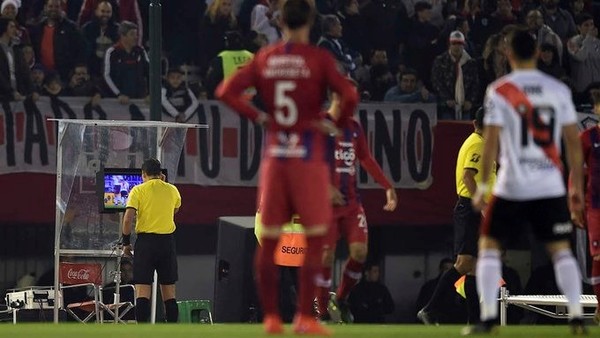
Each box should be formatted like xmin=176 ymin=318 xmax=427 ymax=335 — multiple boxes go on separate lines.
xmin=478 ymin=236 xmax=501 ymax=251
xmin=350 ymin=245 xmax=367 ymax=263
xmin=546 ymin=240 xmax=571 ymax=259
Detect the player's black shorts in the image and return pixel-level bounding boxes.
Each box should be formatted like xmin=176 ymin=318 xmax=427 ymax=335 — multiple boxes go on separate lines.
xmin=133 ymin=233 xmax=178 ymax=285
xmin=482 ymin=195 xmax=572 ymax=244
xmin=453 ymin=196 xmax=481 ymax=256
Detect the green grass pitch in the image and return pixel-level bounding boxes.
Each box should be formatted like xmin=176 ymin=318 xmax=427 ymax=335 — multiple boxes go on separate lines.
xmin=0 ymin=324 xmax=598 ymax=338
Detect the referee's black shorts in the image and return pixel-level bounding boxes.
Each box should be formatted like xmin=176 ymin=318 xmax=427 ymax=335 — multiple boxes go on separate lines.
xmin=133 ymin=233 xmax=178 ymax=285
xmin=453 ymin=196 xmax=481 ymax=257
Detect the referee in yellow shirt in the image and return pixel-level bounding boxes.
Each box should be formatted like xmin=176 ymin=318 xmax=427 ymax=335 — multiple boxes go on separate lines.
xmin=419 ymin=107 xmax=495 ymax=325
xmin=122 ymin=158 xmax=182 ymax=323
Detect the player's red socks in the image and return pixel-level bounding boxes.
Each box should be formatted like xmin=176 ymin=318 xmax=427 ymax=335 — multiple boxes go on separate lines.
xmin=298 ymin=235 xmax=325 ymax=316
xmin=336 ymin=258 xmax=363 ymax=300
xmin=255 ymin=237 xmax=279 ymax=317
xmin=317 ymin=267 xmax=332 ymax=316
xmin=593 ymin=259 xmax=600 ymax=307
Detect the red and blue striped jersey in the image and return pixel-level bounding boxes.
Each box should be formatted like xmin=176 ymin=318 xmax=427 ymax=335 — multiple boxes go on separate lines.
xmin=330 ymin=117 xmax=392 ymax=204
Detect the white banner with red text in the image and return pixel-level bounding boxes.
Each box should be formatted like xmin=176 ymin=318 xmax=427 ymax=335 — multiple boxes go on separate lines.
xmin=0 ymin=98 xmax=437 ymax=188
xmin=0 ymin=97 xmax=596 ymax=188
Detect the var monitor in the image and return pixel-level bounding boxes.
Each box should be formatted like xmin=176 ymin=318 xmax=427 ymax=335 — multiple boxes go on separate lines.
xmin=97 ymin=168 xmax=167 ymax=213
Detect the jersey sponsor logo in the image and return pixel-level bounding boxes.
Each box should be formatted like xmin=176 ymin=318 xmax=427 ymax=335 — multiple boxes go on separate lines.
xmin=268 ymin=131 xmax=307 ymax=158
xmin=264 ymin=55 xmax=311 ymax=78
xmin=518 ymin=157 xmax=556 ymax=170
xmin=552 ymin=222 xmax=573 ymax=235
xmin=335 ymin=141 xmax=357 ymax=175
xmin=594 ymin=142 xmax=600 ymax=148
xmin=523 ymin=86 xmax=542 ymax=95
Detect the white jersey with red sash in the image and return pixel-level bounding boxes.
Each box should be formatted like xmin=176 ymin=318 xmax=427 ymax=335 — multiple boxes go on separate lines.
xmin=484 ymin=69 xmax=577 ymax=200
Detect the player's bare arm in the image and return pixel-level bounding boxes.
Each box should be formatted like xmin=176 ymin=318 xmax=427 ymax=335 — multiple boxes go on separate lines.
xmin=360 ymin=159 xmax=397 ymax=211
xmin=384 ymin=188 xmax=398 ymax=211
xmin=472 ymin=126 xmax=500 ymax=211
xmin=355 ymin=127 xmax=397 ymax=212
xmin=563 ymin=123 xmax=585 ymax=228
xmin=463 ymin=168 xmax=485 ymax=212
xmin=122 ymin=207 xmax=136 ymax=257
xmin=462 ymin=168 xmax=478 ymax=197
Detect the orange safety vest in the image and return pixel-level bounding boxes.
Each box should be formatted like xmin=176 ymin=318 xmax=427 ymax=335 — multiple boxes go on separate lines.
xmin=274 ymin=231 xmax=307 ymax=267
xmin=255 ymin=213 xmax=307 ymax=267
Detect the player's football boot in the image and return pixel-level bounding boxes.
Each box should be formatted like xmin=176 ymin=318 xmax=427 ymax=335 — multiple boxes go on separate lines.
xmin=326 ymin=293 xmax=342 ymax=324
xmin=293 ymin=314 xmax=333 ymax=336
xmin=337 ymin=299 xmax=354 ymax=323
xmin=461 ymin=320 xmax=498 ymax=336
xmin=569 ymin=317 xmax=588 ymax=336
xmin=263 ymin=314 xmax=284 ymax=335
xmin=319 ymin=312 xmax=332 ymax=323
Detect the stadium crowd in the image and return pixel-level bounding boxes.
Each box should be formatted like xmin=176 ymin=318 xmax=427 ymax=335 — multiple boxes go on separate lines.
xmin=1 ymin=0 xmax=600 ymax=120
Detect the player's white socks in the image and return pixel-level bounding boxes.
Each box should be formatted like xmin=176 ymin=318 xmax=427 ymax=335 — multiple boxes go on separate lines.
xmin=552 ymin=249 xmax=583 ymax=319
xmin=476 ymin=249 xmax=501 ymax=322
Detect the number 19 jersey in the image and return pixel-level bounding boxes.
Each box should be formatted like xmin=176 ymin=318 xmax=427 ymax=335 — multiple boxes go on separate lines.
xmin=484 ymin=69 xmax=577 ymax=200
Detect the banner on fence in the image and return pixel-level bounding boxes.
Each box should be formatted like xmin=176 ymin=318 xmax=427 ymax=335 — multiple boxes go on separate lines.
xmin=0 ymin=97 xmax=596 ymax=188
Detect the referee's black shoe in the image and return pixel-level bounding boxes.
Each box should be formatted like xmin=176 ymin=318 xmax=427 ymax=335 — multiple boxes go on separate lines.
xmin=461 ymin=320 xmax=498 ymax=336
xmin=417 ymin=308 xmax=438 ymax=325
xmin=569 ymin=317 xmax=588 ymax=336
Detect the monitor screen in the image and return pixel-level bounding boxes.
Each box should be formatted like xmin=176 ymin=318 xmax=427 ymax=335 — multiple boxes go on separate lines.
xmin=98 ymin=168 xmax=167 ymax=213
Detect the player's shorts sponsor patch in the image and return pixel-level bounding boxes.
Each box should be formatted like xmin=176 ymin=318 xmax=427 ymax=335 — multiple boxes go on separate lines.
xmin=551 ymin=222 xmax=572 ymax=235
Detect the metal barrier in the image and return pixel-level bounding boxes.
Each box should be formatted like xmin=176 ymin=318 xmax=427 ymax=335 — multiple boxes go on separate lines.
xmin=499 ymin=287 xmax=598 ymax=326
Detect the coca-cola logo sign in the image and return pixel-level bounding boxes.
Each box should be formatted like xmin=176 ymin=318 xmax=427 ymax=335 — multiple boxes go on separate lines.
xmin=67 ymin=268 xmax=91 ymax=281
xmin=60 ymin=264 xmax=102 ymax=284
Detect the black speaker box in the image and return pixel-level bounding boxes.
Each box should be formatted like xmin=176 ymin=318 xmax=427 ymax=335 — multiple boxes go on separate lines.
xmin=213 ymin=217 xmax=259 ymax=322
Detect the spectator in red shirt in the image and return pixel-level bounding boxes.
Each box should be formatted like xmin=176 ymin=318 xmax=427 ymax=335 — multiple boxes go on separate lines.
xmin=30 ymin=0 xmax=85 ymax=83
